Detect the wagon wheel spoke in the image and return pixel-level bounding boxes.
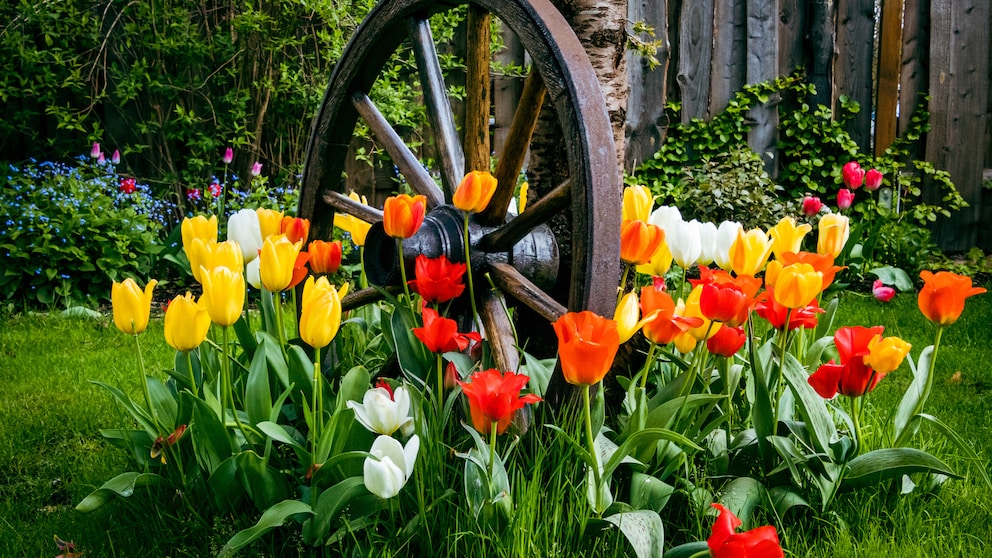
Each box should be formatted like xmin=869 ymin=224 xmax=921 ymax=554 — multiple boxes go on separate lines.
xmin=341 ymin=286 xmax=396 ymax=312
xmin=478 ymin=179 xmax=570 ymax=252
xmin=408 ymin=17 xmax=464 ymax=200
xmin=479 ymin=70 xmax=547 ymax=226
xmin=322 ymin=190 xmax=383 ymax=224
xmin=463 ymin=5 xmax=491 ymax=173
xmin=350 ymin=92 xmax=445 ymax=208
xmin=479 ymin=289 xmax=520 ymax=372
xmin=487 ymin=261 xmax=566 ymax=323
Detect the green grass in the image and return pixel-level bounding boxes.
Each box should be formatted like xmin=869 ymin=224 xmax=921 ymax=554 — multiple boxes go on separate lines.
xmin=1 ymin=290 xmax=990 ymax=556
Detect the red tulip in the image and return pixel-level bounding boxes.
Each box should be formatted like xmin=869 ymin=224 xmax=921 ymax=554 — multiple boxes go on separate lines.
xmin=802 ymin=196 xmax=823 ymax=217
xmin=457 ymin=369 xmax=542 ymax=435
xmin=552 ymin=311 xmax=620 ymax=386
xmin=754 ymin=288 xmax=824 ymax=331
xmin=692 ymin=267 xmax=761 ymax=328
xmin=865 ymin=168 xmax=883 ymax=191
xmin=408 ymin=254 xmax=466 ymax=304
xmin=287 ymin=252 xmax=311 ymax=290
xmin=639 ymin=284 xmax=703 ymax=345
xmin=413 ymin=305 xmax=481 ymax=354
xmin=842 ymin=161 xmax=865 ymax=189
xmin=918 ymin=270 xmax=986 ymax=327
xmin=872 ymin=279 xmax=896 ymax=302
xmin=708 ymin=503 xmax=783 ymax=558
xmin=706 ymin=326 xmax=746 ymax=357
xmin=808 ymin=325 xmax=886 ymax=398
xmin=837 ymin=188 xmax=855 ymax=210
xmin=308 ymin=240 xmax=343 ymax=275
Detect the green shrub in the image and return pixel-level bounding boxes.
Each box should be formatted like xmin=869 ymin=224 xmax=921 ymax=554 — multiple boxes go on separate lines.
xmin=0 ymin=157 xmax=165 ymax=307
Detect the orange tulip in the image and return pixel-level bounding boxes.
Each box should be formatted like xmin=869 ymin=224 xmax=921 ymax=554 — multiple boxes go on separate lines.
xmin=452 ymin=171 xmax=498 ymax=213
xmin=280 ymin=216 xmax=311 ymax=245
xmin=383 ymin=194 xmax=427 ymax=239
xmin=918 ymin=271 xmax=986 ymax=326
xmin=620 ymin=220 xmax=665 ymax=266
xmin=308 ymin=240 xmax=343 ymax=275
xmin=639 ymin=284 xmax=703 ymax=345
xmin=552 ymin=311 xmax=620 ymax=386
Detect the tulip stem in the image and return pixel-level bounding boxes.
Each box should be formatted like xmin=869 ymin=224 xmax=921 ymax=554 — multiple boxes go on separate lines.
xmin=850 ymin=395 xmax=865 ymax=455
xmin=617 ymin=264 xmax=632 ymax=308
xmin=397 ymin=239 xmax=417 ymax=316
xmin=186 ymin=351 xmax=197 ymax=397
xmin=436 ymin=353 xmax=445 ymax=412
xmin=133 ymin=334 xmax=160 ymax=433
xmin=223 ymin=325 xmax=251 ymax=448
xmin=488 ymin=421 xmax=498 ymax=478
xmin=359 ymin=246 xmax=368 ymax=290
xmin=583 ymin=384 xmax=603 ymax=515
xmin=773 ymin=310 xmax=793 ymax=427
xmin=273 ymin=291 xmax=287 ymax=349
xmin=312 ymin=349 xmax=322 ymax=463
xmin=462 ymin=212 xmax=479 ymax=332
xmin=911 ymin=327 xmax=944 ymax=428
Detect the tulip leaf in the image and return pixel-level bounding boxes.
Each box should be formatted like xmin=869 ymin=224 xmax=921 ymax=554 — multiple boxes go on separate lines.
xmin=389 ymin=306 xmax=430 ymax=388
xmin=599 ymin=510 xmax=664 ymax=558
xmin=843 ymin=448 xmax=960 ymax=489
xmin=245 ymin=341 xmax=273 ymax=429
xmin=219 ymin=499 xmax=313 ymax=557
xmin=603 ymin=428 xmax=700 ymax=480
xmin=235 ymin=451 xmax=292 ymax=509
xmin=716 ymin=476 xmax=766 ymax=531
xmin=869 ymin=266 xmax=915 ymax=292
xmin=303 ymin=477 xmax=373 ymax=545
xmin=893 ymin=345 xmax=934 ymax=446
xmin=286 ymin=344 xmax=316 ymax=406
xmin=258 ymin=332 xmax=290 ymax=390
xmin=207 ymin=455 xmax=245 ymax=511
xmin=813 ymin=295 xmax=840 ymax=340
xmin=782 ymin=352 xmax=837 ymax=456
xmin=630 ymin=472 xmax=674 ymax=513
xmin=170 ymin=349 xmax=200 ymax=393
xmin=91 ymin=381 xmax=157 ymax=436
xmin=188 ymin=395 xmax=234 ymax=475
xmin=768 ymin=485 xmax=810 ymax=519
xmin=145 ymin=375 xmax=178 ymax=429
xmin=663 ymin=541 xmax=710 ymax=558
xmin=75 ymin=472 xmax=166 ymax=513
xmin=335 ymin=365 xmax=371 ymax=410
xmin=257 ymin=421 xmax=305 ymax=451
xmin=233 ymin=313 xmax=258 ymax=356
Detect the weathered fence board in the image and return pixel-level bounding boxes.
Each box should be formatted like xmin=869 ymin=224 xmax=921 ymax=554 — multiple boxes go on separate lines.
xmin=833 ymin=0 xmax=875 ymax=151
xmin=746 ymin=0 xmax=779 ymax=173
xmin=677 ymin=0 xmax=715 ymax=123
xmin=625 ymin=0 xmax=671 ymax=170
xmin=710 ymin=0 xmax=746 ymax=119
xmin=809 ymin=0 xmax=835 ymax=108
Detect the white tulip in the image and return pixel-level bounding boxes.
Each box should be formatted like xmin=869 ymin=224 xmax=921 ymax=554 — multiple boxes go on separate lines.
xmin=648 ymin=205 xmax=683 ymax=234
xmin=227 ymin=208 xmax=263 ymax=263
xmin=363 ymin=435 xmax=420 ymax=499
xmin=696 ymin=221 xmax=719 ymax=267
xmin=713 ymin=220 xmax=743 ymax=270
xmin=347 ymin=385 xmax=414 ymax=437
xmin=667 ymin=219 xmax=702 ymax=269
xmin=245 ymin=257 xmax=261 ymax=290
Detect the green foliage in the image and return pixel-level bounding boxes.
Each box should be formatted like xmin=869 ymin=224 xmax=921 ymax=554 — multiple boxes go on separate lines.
xmin=0 ymin=158 xmax=165 ymax=308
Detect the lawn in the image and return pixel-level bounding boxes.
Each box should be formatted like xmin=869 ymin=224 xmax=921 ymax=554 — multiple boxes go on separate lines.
xmin=0 ymin=288 xmax=989 ymax=557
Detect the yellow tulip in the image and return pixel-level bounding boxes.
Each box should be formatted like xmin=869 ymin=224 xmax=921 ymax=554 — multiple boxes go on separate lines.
xmin=683 ymin=285 xmax=721 ymax=341
xmin=256 ymin=208 xmax=285 ymax=240
xmin=452 ymin=170 xmax=498 ymax=213
xmin=864 ymin=335 xmax=912 ymax=375
xmin=334 ymin=192 xmax=373 ymax=247
xmin=673 ymin=330 xmax=698 ymax=355
xmin=728 ymin=228 xmax=774 ymax=277
xmin=164 ymin=292 xmax=211 ymax=352
xmin=181 ymin=215 xmax=217 ymax=262
xmin=768 ymin=217 xmax=812 ymax=260
xmin=111 ymin=278 xmax=158 ymax=335
xmin=817 ymin=213 xmax=850 ymax=258
xmin=299 ymin=276 xmax=343 ymax=349
xmin=622 ymin=185 xmax=653 ymax=223
xmin=188 ymin=239 xmax=245 ymax=283
xmin=259 ymin=234 xmax=303 ymax=293
xmin=771 ymin=263 xmax=823 ymax=309
xmin=636 ymin=241 xmax=673 ymax=277
xmin=613 ymin=291 xmax=659 ymax=344
xmin=518 ymin=182 xmax=529 ymax=213
xmin=200 ymin=266 xmax=245 ymax=327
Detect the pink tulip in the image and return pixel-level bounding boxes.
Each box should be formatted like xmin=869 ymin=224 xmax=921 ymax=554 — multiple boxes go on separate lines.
xmin=842 ymin=161 xmax=865 ymax=190
xmin=90 ymin=142 xmax=101 ymax=159
xmin=802 ymin=196 xmax=823 ymax=217
xmin=97 ymin=152 xmax=106 ymax=165
xmin=872 ymin=279 xmax=896 ymax=302
xmin=250 ymin=161 xmax=263 ymax=177
xmin=111 ymin=149 xmax=121 ymax=165
xmin=837 ymin=188 xmax=855 ymax=210
xmin=865 ymin=169 xmax=883 ymax=191
xmin=223 ymin=147 xmax=234 ymax=165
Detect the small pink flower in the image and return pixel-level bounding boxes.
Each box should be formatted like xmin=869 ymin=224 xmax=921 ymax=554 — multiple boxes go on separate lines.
xmin=97 ymin=152 xmax=106 ymax=165
xmin=865 ymin=169 xmax=883 ymax=191
xmin=802 ymin=196 xmax=823 ymax=217
xmin=119 ymin=177 xmax=136 ymax=194
xmin=90 ymin=142 xmax=101 ymax=158
xmin=250 ymin=161 xmax=263 ymax=177
xmin=223 ymin=147 xmax=234 ymax=165
xmin=842 ymin=161 xmax=865 ymax=189
xmin=208 ymin=181 xmax=221 ymax=197
xmin=872 ymin=279 xmax=896 ymax=302
xmin=837 ymin=188 xmax=855 ymax=210
xmin=186 ymin=188 xmax=201 ymax=201
xmin=111 ymin=149 xmax=121 ymax=165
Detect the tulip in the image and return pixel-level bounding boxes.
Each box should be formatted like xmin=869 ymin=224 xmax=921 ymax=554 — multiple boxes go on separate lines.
xmin=639 ymin=284 xmax=703 ymax=345
xmin=918 ymin=271 xmax=987 ymax=326
xmin=872 ymin=279 xmax=896 ymax=302
xmin=620 ymin=219 xmax=665 ymax=266
xmin=517 ymin=182 xmax=529 ymax=213
xmin=150 ymin=424 xmax=188 ymax=464
xmin=363 ymin=434 xmax=420 ymax=499
xmin=164 ymin=292 xmax=211 ymax=352
xmin=755 ymin=289 xmax=824 ymax=330
xmin=622 ymin=184 xmax=653 ymax=223
xmin=222 ymin=147 xmax=234 ymax=165
xmin=837 ymin=188 xmax=855 ymax=210
xmin=228 ymin=209 xmax=263 ymax=263
xmin=708 ymin=503 xmax=784 ymax=558
xmin=259 ymin=234 xmax=303 ymax=292
xmin=299 ymin=275 xmax=343 ymax=349
xmin=383 ymin=194 xmax=427 ymax=239
xmin=648 ymin=205 xmax=683 ymax=234
xmin=635 ymin=239 xmax=674 ymax=278
xmin=682 ymin=285 xmax=721 ymax=341
xmin=864 ymin=335 xmax=912 ymax=375
xmin=111 ymin=149 xmax=121 ymax=165
xmin=309 ymin=240 xmax=343 ymax=275
xmin=348 ymin=384 xmax=414 ymax=437
xmin=808 ymin=326 xmax=886 ymax=398
xmin=250 ymin=161 xmax=263 ymax=177
xmin=112 ymin=278 xmax=158 ymax=335
xmin=457 ymin=369 xmax=542 ymax=435
xmin=280 ymin=216 xmax=311 ymax=245
xmin=696 ymin=221 xmax=719 ymax=267
xmin=699 ymin=280 xmax=749 ymax=325
xmin=552 ymin=311 xmax=620 ymax=386
xmin=245 ymin=258 xmax=261 ymax=290
xmin=728 ymin=228 xmax=774 ymax=277
xmin=199 ymin=266 xmax=245 ymax=327
xmin=816 ymin=213 xmax=850 ymax=258
xmin=413 ymin=305 xmax=481 ymax=354
xmin=186 ymin=188 xmax=201 ymax=201
xmin=707 ymin=325 xmax=746 ymax=358
xmin=667 ymin=219 xmax=703 ymax=269
xmin=768 ymin=217 xmax=811 ymax=260
xmin=770 ymin=263 xmax=823 ymax=309
xmin=842 ymin=161 xmax=865 ymax=189
xmin=770 ymin=251 xmax=845 ymax=291
xmin=208 ymin=181 xmax=221 ymax=198
xmin=614 ymin=291 xmax=659 ymax=344
xmin=256 ymin=208 xmax=284 ymax=240
xmin=181 ymin=215 xmax=218 ymax=261
xmin=334 ymin=192 xmax=373 ymax=247
xmin=90 ymin=142 xmax=101 ymax=159
xmin=452 ymin=170 xmax=498 ymax=213
xmin=408 ymin=254 xmax=466 ymax=304
xmin=712 ymin=220 xmax=743 ymax=270
xmin=802 ymin=196 xmax=823 ymax=216
xmin=187 ymin=239 xmax=244 ymax=283
xmin=865 ymin=168 xmax=883 ymax=191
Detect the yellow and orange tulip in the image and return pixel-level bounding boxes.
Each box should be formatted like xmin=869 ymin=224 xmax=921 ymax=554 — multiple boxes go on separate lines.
xmin=259 ymin=234 xmax=304 ymax=293
xmin=452 ymin=170 xmax=498 ymax=213
xmin=383 ymin=194 xmax=427 ymax=239
xmin=770 ymin=263 xmax=823 ymax=309
xmin=728 ymin=228 xmax=774 ymax=277
xmin=620 ymin=219 xmax=665 ymax=266
xmin=816 ymin=213 xmax=850 ymax=258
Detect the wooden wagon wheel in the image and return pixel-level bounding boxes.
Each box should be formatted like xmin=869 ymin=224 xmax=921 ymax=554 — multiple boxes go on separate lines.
xmin=297 ymin=0 xmax=620 ymax=396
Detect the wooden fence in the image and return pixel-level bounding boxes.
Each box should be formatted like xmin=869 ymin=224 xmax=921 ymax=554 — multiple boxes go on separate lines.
xmin=621 ymin=0 xmax=991 ymax=251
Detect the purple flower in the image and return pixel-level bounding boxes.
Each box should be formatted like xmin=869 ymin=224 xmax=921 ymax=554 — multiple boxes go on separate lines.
xmin=111 ymin=149 xmax=121 ymax=165
xmin=250 ymin=161 xmax=262 ymax=177
xmin=223 ymin=147 xmax=234 ymax=165
xmin=186 ymin=188 xmax=201 ymax=201
xmin=97 ymin=152 xmax=106 ymax=165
